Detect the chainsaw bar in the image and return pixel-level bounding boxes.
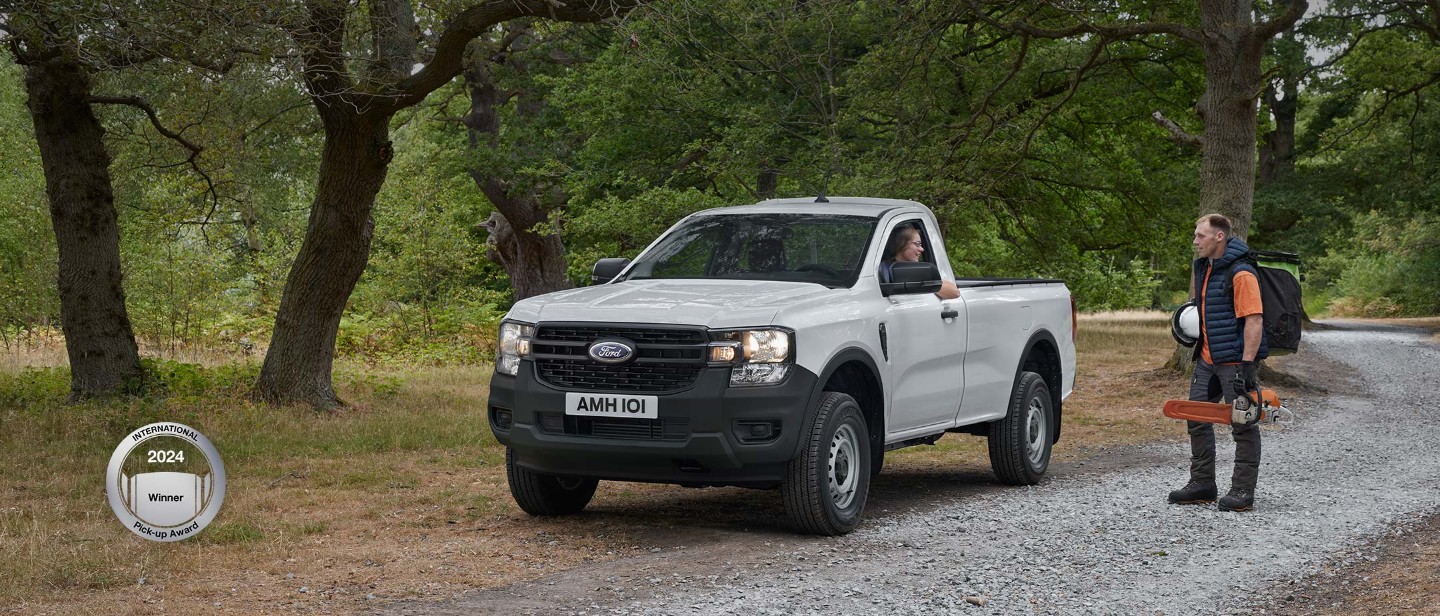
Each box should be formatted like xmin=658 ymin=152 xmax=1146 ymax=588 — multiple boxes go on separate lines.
xmin=1163 ymin=390 xmax=1292 ymax=425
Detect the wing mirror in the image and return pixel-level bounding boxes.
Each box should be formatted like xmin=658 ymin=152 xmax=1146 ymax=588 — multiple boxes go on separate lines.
xmin=591 ymin=258 xmax=631 ymax=285
xmin=880 ymin=261 xmax=943 ymax=297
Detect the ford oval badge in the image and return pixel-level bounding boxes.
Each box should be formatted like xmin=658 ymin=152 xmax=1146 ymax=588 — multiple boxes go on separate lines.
xmin=588 ymin=340 xmax=635 ymax=364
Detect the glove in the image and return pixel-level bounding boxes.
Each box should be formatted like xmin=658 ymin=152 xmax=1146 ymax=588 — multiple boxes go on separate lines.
xmin=1231 ymin=361 xmax=1259 ymax=398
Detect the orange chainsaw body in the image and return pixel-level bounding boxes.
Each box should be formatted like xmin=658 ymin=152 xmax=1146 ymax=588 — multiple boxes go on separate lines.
xmin=1163 ymin=390 xmax=1282 ymax=424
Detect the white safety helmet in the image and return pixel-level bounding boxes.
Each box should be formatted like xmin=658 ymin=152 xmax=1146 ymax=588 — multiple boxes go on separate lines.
xmin=1171 ymin=301 xmax=1200 ymax=347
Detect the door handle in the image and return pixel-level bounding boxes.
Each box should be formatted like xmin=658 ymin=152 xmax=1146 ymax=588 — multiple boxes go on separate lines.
xmin=941 ymin=309 xmax=959 ymax=320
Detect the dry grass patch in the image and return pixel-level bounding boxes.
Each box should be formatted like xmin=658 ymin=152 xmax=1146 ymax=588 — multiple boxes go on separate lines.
xmin=0 ymin=363 xmax=657 ymax=615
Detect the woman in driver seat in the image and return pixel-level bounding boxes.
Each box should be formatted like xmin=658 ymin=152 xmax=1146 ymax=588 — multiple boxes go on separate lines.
xmin=880 ymin=225 xmax=960 ymax=299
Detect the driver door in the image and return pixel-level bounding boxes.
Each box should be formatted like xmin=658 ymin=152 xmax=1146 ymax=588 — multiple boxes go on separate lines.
xmin=880 ymin=219 xmax=968 ymax=437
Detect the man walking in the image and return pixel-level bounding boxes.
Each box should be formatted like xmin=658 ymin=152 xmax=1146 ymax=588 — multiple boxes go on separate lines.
xmin=1168 ymin=214 xmax=1267 ymax=512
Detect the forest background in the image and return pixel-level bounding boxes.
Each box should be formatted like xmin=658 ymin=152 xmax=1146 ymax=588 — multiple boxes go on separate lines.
xmin=2 ymin=0 xmax=1437 ymax=385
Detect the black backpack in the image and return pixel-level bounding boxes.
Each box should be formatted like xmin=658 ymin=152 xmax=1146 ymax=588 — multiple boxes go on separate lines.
xmin=1227 ymin=250 xmax=1304 ymax=355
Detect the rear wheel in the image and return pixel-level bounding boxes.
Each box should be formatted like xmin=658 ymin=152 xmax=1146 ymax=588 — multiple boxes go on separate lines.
xmin=988 ymin=371 xmax=1053 ymax=485
xmin=782 ymin=392 xmax=871 ymax=535
xmin=506 ymin=447 xmax=598 ymax=516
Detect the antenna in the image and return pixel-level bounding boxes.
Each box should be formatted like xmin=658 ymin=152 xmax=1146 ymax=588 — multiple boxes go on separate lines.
xmin=815 ymin=168 xmax=832 ymax=203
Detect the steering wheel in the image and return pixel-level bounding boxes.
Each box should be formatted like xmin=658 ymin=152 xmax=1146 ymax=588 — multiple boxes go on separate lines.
xmin=796 ymin=263 xmax=840 ymax=277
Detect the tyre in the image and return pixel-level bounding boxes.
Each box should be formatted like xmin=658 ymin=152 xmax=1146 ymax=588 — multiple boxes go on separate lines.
xmin=782 ymin=392 xmax=871 ymax=535
xmin=988 ymin=371 xmax=1053 ymax=485
xmin=506 ymin=447 xmax=598 ymax=516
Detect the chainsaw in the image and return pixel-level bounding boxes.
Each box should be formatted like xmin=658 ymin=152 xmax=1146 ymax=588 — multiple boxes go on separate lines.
xmin=1163 ymin=388 xmax=1294 ymax=425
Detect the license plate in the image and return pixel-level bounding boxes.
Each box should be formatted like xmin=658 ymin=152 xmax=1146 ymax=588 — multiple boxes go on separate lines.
xmin=564 ymin=393 xmax=659 ymax=419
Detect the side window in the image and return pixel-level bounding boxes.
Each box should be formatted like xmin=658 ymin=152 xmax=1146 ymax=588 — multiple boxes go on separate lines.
xmin=877 ymin=219 xmax=939 ymax=285
xmin=878 ymin=219 xmax=936 ymax=265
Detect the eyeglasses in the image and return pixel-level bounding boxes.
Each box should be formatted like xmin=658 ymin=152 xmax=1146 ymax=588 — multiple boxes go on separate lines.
xmin=908 ymin=240 xmax=924 ymax=248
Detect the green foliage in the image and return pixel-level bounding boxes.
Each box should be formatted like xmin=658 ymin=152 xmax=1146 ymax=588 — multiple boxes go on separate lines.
xmin=1320 ymin=211 xmax=1440 ymax=316
xmin=1055 ymin=254 xmax=1164 ymax=312
xmin=0 ymin=56 xmax=59 ymax=347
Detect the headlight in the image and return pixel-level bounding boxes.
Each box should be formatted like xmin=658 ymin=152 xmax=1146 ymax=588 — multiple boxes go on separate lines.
xmin=496 ymin=321 xmax=534 ymax=376
xmin=710 ymin=328 xmax=793 ymax=386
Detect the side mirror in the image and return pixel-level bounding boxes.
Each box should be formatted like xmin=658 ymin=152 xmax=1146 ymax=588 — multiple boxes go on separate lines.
xmin=591 ymin=258 xmax=631 ymax=285
xmin=880 ymin=261 xmax=943 ymax=297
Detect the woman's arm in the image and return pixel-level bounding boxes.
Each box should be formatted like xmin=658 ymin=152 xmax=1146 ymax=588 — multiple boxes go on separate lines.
xmin=936 ymin=279 xmax=960 ymax=300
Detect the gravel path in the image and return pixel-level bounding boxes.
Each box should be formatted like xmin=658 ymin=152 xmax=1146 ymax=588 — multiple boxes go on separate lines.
xmin=394 ymin=322 xmax=1439 ymax=615
xmin=583 ymin=322 xmax=1440 ymax=615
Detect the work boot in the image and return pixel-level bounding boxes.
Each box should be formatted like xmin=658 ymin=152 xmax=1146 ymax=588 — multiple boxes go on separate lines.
xmin=1167 ymin=480 xmax=1217 ymax=505
xmin=1218 ymin=488 xmax=1255 ymax=512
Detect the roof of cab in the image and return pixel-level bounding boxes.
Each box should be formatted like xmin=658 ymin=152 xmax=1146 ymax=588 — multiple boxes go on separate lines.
xmin=690 ymin=196 xmax=930 ymax=218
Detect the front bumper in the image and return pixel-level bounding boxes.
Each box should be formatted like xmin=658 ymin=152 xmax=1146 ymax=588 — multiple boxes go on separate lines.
xmin=488 ymin=361 xmax=817 ymax=488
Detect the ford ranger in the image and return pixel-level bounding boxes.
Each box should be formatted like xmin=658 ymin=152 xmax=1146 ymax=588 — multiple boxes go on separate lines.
xmin=488 ymin=197 xmax=1077 ymax=534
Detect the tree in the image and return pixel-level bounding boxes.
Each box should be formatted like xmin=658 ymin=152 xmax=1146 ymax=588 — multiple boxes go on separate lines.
xmin=461 ymin=25 xmax=578 ymax=300
xmin=255 ymin=0 xmax=643 ymax=408
xmin=1 ymin=4 xmax=234 ymax=398
xmin=975 ymin=0 xmax=1308 ymax=241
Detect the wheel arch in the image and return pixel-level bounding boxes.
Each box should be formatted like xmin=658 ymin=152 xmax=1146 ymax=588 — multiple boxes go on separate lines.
xmin=1014 ymin=329 xmax=1064 ymax=443
xmin=800 ymin=348 xmax=885 ymax=469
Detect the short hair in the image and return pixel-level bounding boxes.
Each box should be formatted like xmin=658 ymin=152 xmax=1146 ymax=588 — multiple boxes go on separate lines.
xmin=1196 ymin=213 xmax=1232 ymax=237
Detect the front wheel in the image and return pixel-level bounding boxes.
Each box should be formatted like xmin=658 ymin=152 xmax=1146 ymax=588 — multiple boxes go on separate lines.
xmin=988 ymin=371 xmax=1053 ymax=485
xmin=782 ymin=392 xmax=871 ymax=535
xmin=506 ymin=447 xmax=599 ymax=516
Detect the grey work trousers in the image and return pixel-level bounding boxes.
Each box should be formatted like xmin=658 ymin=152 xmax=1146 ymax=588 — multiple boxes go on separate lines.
xmin=1187 ymin=360 xmax=1261 ymax=490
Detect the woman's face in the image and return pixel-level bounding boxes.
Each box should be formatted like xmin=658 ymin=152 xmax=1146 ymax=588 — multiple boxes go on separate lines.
xmin=896 ymin=230 xmax=924 ymax=262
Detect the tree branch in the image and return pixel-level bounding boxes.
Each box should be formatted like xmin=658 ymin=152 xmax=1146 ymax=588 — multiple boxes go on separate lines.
xmin=89 ymin=94 xmax=223 ymax=217
xmin=1151 ymin=110 xmax=1204 ymax=148
xmin=968 ymin=1 xmax=1204 ymax=45
xmin=390 ymin=0 xmax=644 ymax=111
xmin=90 ymin=95 xmax=202 ymax=155
xmin=1254 ymin=0 xmax=1309 ymax=49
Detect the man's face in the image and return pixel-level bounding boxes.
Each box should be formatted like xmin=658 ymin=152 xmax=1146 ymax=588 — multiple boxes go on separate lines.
xmin=1193 ymin=222 xmax=1226 ymax=259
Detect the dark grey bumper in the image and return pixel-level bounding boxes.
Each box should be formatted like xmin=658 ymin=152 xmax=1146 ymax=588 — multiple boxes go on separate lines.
xmin=488 ymin=361 xmax=818 ymax=488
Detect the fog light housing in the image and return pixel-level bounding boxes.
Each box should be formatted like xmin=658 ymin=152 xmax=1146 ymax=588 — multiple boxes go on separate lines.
xmin=734 ymin=419 xmax=782 ymax=443
xmin=490 ymin=406 xmax=513 ymax=430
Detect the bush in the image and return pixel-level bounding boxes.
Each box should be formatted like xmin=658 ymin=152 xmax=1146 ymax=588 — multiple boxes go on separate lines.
xmin=1321 ymin=210 xmax=1440 ymax=316
xmin=1057 ymin=254 xmax=1162 ymax=312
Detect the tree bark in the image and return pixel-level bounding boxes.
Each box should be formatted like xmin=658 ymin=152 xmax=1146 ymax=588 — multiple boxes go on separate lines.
xmin=463 ymin=41 xmax=571 ymax=301
xmin=254 ymin=109 xmax=393 ymax=408
xmin=22 ymin=56 xmax=144 ymax=399
xmin=1195 ymin=0 xmax=1269 ymax=242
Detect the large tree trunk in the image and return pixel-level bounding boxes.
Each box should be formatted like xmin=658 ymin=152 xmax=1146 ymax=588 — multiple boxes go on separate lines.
xmin=23 ymin=56 xmax=143 ymax=399
xmin=463 ymin=42 xmax=571 ymax=300
xmin=1196 ymin=0 xmax=1267 ymax=242
xmin=254 ymin=109 xmax=393 ymax=408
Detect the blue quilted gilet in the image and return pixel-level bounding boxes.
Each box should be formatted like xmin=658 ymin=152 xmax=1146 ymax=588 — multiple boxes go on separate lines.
xmin=1191 ymin=237 xmax=1268 ymax=364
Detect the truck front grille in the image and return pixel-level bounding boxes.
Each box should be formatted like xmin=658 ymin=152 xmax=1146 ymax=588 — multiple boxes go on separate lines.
xmin=531 ymin=324 xmax=707 ymax=393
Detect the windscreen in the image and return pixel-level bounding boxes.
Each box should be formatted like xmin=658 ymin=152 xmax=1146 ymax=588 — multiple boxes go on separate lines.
xmin=622 ymin=213 xmax=878 ymax=288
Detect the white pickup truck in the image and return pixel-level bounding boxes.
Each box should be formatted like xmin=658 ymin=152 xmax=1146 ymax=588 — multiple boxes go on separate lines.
xmin=488 ymin=197 xmax=1076 ymax=534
